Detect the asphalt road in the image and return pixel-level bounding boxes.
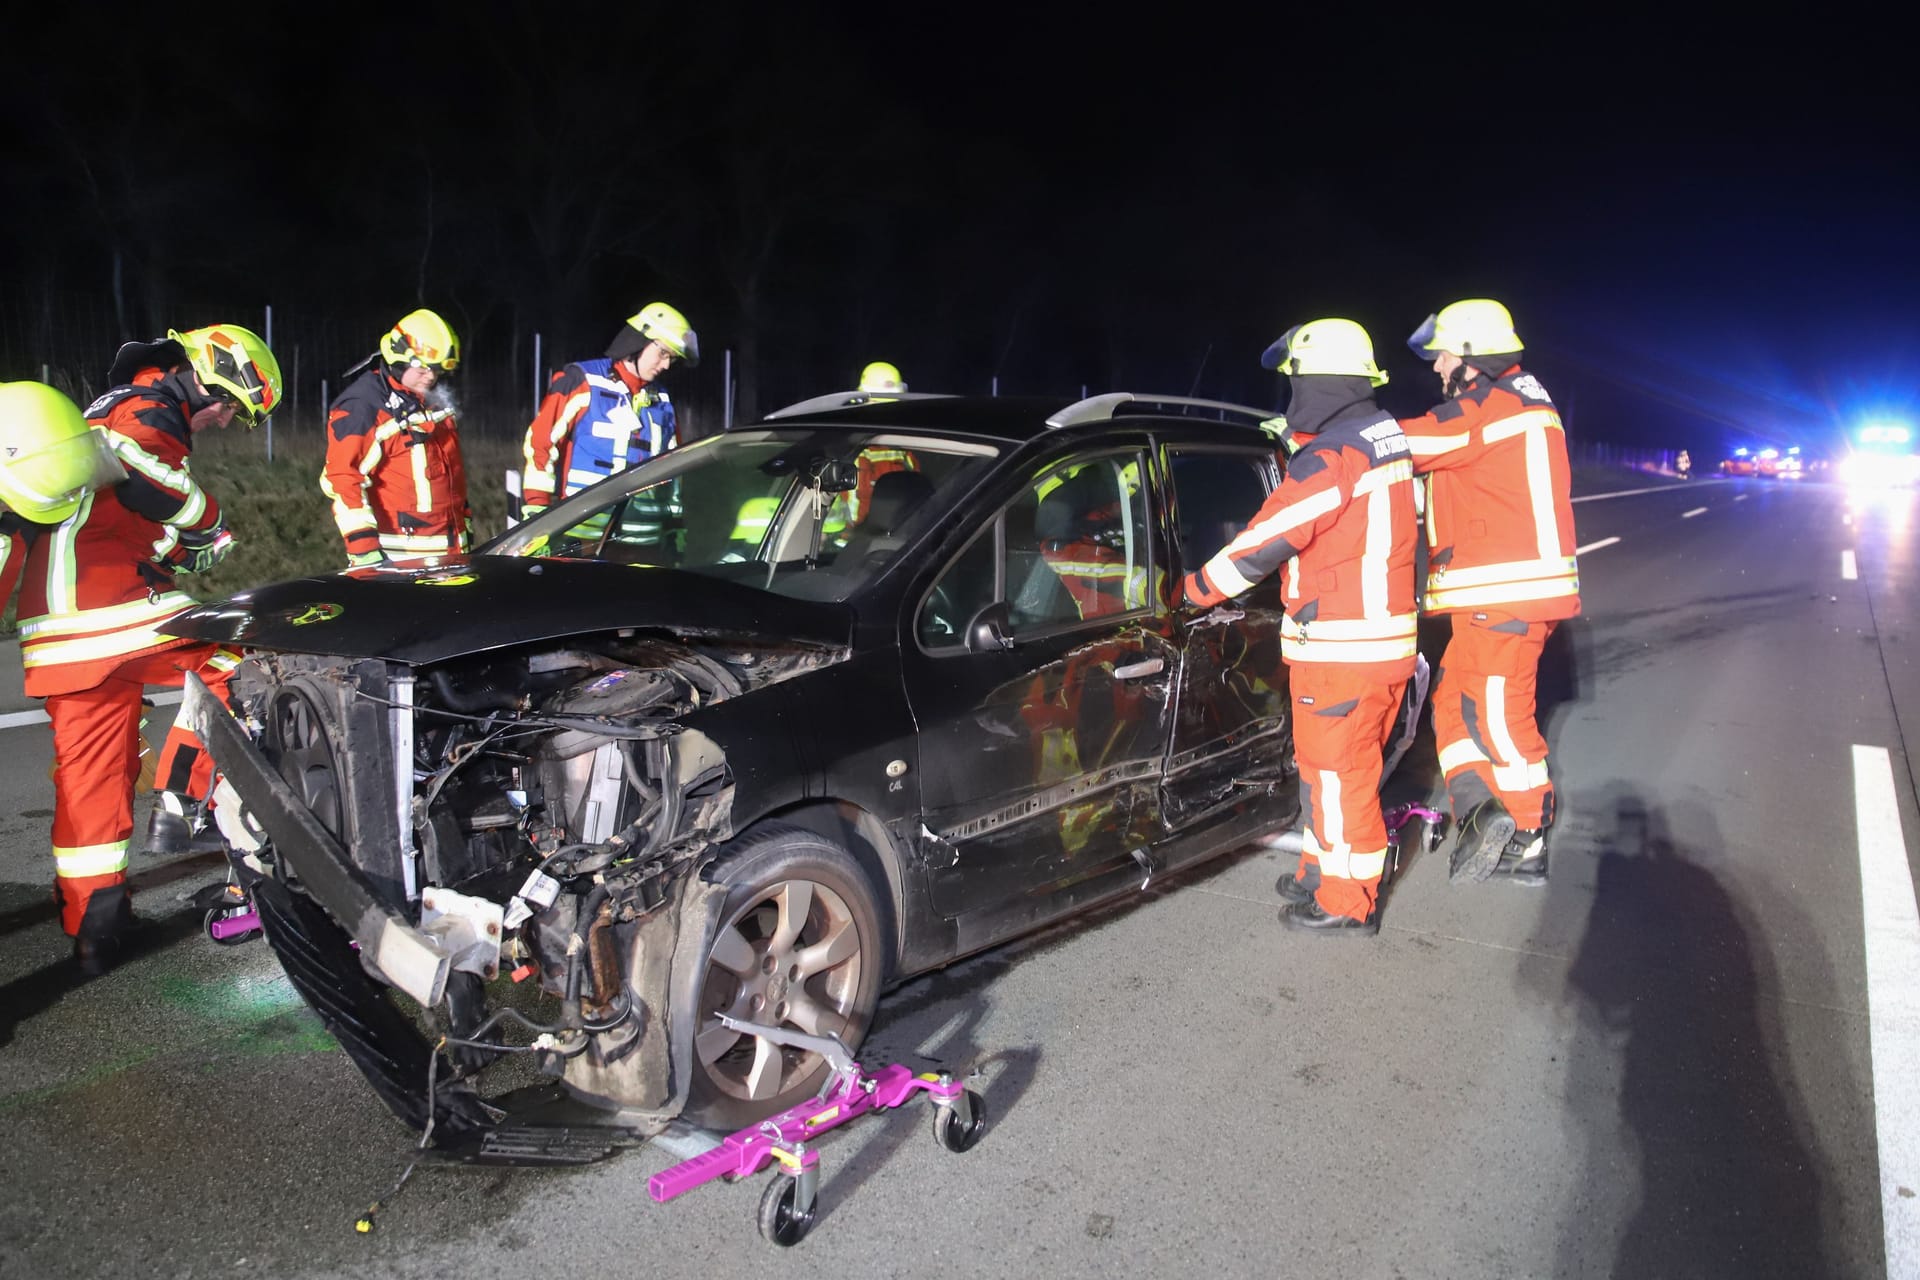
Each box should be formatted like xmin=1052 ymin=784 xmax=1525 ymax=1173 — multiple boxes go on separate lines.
xmin=2 ymin=469 xmax=1915 ymax=1279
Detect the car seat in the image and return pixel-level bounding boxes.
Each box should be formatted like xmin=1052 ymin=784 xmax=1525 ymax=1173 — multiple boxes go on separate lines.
xmin=835 ymin=467 xmax=936 ymax=566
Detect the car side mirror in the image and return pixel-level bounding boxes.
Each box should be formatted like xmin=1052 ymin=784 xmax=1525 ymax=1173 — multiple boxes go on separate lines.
xmin=965 ymin=601 xmax=1016 ymax=653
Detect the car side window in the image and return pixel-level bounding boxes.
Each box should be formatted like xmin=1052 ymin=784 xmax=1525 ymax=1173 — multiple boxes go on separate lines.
xmin=918 ymin=451 xmax=1153 ymax=650
xmin=1166 ymin=449 xmax=1278 ymax=571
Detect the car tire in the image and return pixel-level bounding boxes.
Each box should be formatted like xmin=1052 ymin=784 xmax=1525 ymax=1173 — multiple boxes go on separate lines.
xmin=683 ymin=823 xmax=885 ymax=1130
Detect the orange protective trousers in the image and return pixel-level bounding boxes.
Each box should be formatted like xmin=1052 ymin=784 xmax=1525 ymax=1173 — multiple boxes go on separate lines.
xmin=1432 ymin=614 xmax=1557 ymax=831
xmin=1289 ymin=665 xmax=1409 ymax=922
xmin=47 ymin=643 xmax=239 ymax=935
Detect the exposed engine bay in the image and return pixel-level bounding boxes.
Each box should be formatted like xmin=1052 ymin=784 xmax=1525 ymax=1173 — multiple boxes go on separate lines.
xmin=204 ymin=631 xmax=844 ymax=1141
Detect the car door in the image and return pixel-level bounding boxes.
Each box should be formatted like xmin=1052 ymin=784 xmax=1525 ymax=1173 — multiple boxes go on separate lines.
xmin=901 ymin=446 xmax=1176 ymax=922
xmin=1155 ymin=443 xmax=1295 ymax=847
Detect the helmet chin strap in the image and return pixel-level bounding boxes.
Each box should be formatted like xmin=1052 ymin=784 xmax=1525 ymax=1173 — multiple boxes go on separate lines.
xmin=1444 ymin=360 xmax=1474 ymax=400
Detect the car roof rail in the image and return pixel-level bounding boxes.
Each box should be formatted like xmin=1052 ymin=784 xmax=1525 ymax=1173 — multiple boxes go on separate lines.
xmin=1044 ymin=392 xmax=1277 ymax=430
xmin=761 ymin=391 xmax=958 ymax=421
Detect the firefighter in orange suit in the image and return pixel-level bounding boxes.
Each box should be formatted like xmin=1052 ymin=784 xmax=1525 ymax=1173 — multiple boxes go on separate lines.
xmin=1183 ymin=320 xmax=1418 ymax=933
xmin=323 ymin=309 xmax=468 ymax=566
xmin=1399 ymin=299 xmax=1579 ymax=886
xmin=13 ymin=329 xmax=278 ymax=973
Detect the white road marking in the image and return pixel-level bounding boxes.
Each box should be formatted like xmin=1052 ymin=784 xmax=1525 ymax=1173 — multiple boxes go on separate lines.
xmin=1734 ymin=494 xmax=1749 ymax=502
xmin=1575 ymin=536 xmax=1621 ymax=555
xmin=1844 ymin=550 xmax=1859 ymax=580
xmin=0 ymin=689 xmax=181 ymax=732
xmin=1682 ymin=506 xmax=1709 ymax=519
xmin=1571 ymin=479 xmax=1725 ymax=504
xmin=1852 ymin=744 xmax=1920 ymax=1276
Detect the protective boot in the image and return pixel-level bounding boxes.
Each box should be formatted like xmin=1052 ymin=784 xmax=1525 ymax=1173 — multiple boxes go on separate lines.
xmin=1275 ymin=863 xmax=1320 ymax=905
xmin=1278 ymin=899 xmax=1379 ymax=936
xmin=145 ymin=789 xmax=224 ymax=856
xmin=1488 ymin=829 xmax=1548 ymax=887
xmin=73 ymin=884 xmax=134 ymax=977
xmin=1448 ymin=797 xmax=1516 ymax=885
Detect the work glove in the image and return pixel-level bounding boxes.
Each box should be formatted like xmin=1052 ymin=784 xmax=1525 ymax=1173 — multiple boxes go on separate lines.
xmin=347 ymin=549 xmax=391 ymax=569
xmin=170 ymin=523 xmax=236 ymax=574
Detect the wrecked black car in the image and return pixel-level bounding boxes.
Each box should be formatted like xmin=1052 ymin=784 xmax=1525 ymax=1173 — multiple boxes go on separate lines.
xmin=170 ymin=392 xmax=1327 ymax=1142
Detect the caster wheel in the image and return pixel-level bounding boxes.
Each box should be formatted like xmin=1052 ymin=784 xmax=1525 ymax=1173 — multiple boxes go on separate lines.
xmin=204 ymin=905 xmax=257 ymax=946
xmin=1425 ymin=817 xmax=1448 ymax=854
xmin=933 ymin=1090 xmax=986 ymax=1153
xmin=757 ymin=1176 xmax=815 ymax=1247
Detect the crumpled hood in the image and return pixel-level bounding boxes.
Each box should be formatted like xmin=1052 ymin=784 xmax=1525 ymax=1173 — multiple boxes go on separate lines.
xmin=162 ymin=554 xmax=854 ymax=665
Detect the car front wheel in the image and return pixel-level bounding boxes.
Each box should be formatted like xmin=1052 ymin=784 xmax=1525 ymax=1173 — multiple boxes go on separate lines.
xmin=684 ymin=823 xmax=884 ymax=1129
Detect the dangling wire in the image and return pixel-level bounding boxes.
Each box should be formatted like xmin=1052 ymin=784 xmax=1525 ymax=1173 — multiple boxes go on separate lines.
xmin=353 ymin=1039 xmax=444 ymax=1235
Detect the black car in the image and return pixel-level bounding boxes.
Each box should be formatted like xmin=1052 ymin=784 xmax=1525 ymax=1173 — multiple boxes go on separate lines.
xmin=173 ymin=391 xmax=1335 ymax=1141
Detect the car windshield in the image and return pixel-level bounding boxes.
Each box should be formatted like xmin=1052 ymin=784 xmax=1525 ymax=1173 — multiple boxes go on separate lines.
xmin=487 ymin=429 xmax=998 ymax=600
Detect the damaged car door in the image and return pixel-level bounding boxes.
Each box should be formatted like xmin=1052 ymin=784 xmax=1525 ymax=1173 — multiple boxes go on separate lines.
xmin=903 ymin=447 xmax=1175 ymax=936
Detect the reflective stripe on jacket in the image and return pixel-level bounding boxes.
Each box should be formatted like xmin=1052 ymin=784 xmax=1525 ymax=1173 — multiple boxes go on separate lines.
xmin=1183 ymin=404 xmax=1419 ymax=677
xmin=1398 ymin=366 xmax=1580 ymax=620
xmin=520 ymin=358 xmax=675 ymax=508
xmin=321 ymin=368 xmax=469 ymax=561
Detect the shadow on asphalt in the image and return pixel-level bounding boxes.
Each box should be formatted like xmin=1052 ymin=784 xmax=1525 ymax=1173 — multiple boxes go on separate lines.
xmin=0 ymin=902 xmax=205 ymax=1048
xmin=1544 ymin=786 xmax=1847 ymax=1278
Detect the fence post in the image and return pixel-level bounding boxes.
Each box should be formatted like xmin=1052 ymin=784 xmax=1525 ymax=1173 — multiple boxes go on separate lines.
xmin=723 ymin=349 xmax=734 ymax=431
xmin=992 ymin=376 xmax=999 ymax=397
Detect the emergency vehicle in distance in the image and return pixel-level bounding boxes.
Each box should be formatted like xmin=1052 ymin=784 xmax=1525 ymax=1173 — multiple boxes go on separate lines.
xmin=1837 ymin=424 xmax=1920 ymax=488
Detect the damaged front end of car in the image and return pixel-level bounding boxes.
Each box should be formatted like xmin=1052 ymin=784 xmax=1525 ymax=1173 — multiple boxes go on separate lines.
xmin=178 ymin=567 xmax=852 ymax=1144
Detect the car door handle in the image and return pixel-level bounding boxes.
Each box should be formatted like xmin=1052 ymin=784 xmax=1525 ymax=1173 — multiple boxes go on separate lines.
xmin=1114 ymin=657 xmax=1165 ymax=680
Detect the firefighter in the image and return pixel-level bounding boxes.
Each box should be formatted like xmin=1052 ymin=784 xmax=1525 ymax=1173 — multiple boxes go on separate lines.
xmin=520 ymin=302 xmax=697 ymax=515
xmin=1183 ymin=320 xmax=1418 ymax=934
xmin=1400 ymin=299 xmax=1579 ymax=886
xmin=0 ymin=380 xmax=128 ymax=611
xmin=322 ymin=309 xmax=467 ymax=567
xmin=13 ymin=328 xmax=279 ymax=973
xmin=1036 ymin=465 xmax=1150 ymax=619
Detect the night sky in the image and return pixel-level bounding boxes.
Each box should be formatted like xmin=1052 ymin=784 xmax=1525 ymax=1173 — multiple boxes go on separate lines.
xmin=2 ymin=7 xmax=1912 ymax=457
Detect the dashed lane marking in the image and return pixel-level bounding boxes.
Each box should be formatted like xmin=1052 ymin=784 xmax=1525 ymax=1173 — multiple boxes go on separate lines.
xmin=1852 ymin=744 xmax=1920 ymax=1276
xmin=1845 ymin=550 xmax=1860 ymax=581
xmin=1735 ymin=494 xmax=1750 ymax=502
xmin=1575 ymin=536 xmax=1622 ymax=555
xmin=1570 ymin=480 xmax=1723 ymax=504
xmin=0 ymin=689 xmax=181 ymax=732
xmin=1682 ymin=506 xmax=1709 ymax=519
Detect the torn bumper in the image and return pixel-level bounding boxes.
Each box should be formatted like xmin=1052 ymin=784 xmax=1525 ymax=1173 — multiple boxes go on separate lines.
xmin=183 ymin=672 xmax=455 ymax=1007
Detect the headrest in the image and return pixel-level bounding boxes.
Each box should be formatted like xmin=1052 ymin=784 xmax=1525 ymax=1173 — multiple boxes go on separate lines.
xmin=864 ymin=468 xmax=935 ymax=535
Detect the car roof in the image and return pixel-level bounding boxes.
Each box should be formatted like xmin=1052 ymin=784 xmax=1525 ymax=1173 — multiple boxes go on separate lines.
xmin=742 ymin=392 xmax=1280 ymax=448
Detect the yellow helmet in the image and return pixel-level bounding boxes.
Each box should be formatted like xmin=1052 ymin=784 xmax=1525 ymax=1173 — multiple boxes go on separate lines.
xmin=858 ymin=362 xmax=906 ymax=395
xmin=1407 ymin=299 xmax=1522 ymax=360
xmin=1259 ymin=318 xmax=1388 ymax=387
xmin=380 ymin=309 xmax=461 ymax=372
xmin=0 ymin=382 xmax=128 ymax=523
xmin=617 ymin=302 xmax=699 ymax=367
xmin=169 ymin=324 xmax=283 ymax=427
